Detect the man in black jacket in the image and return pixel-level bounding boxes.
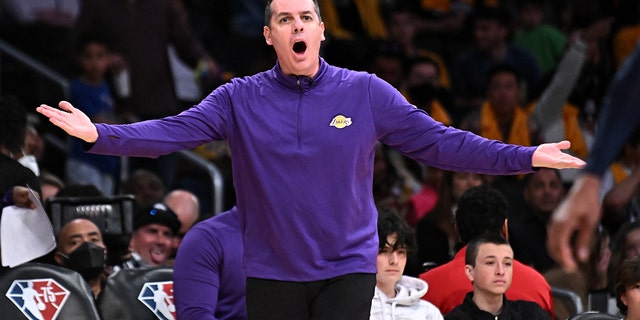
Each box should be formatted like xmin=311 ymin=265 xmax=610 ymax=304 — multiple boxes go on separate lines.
xmin=444 ymin=233 xmax=551 ymax=320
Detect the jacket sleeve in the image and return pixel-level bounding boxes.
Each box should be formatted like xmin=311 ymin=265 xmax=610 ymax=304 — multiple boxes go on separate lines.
xmin=584 ymin=39 xmax=640 ymax=176
xmin=88 ymin=84 xmax=232 ymax=157
xmin=173 ymin=227 xmax=222 ymax=320
xmin=369 ymin=75 xmax=536 ymax=175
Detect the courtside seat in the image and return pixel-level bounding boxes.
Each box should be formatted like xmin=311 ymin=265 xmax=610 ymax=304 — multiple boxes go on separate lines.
xmin=97 ymin=267 xmax=174 ymax=320
xmin=0 ymin=262 xmax=100 ymax=320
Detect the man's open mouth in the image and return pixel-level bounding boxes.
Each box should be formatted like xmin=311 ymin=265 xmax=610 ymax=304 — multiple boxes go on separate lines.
xmin=293 ymin=41 xmax=307 ymax=54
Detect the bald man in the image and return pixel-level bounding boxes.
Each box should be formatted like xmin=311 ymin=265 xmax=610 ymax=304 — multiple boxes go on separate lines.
xmin=164 ymin=189 xmax=200 ymax=253
xmin=54 ymin=218 xmax=107 ymax=298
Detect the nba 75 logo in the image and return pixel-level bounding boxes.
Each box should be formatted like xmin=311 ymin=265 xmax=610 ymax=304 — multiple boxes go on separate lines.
xmin=138 ymin=281 xmax=176 ymax=320
xmin=6 ymin=279 xmax=70 ymax=320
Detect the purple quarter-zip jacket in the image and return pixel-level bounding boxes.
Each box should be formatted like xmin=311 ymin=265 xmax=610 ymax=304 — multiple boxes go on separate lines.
xmin=90 ymin=58 xmax=536 ymax=281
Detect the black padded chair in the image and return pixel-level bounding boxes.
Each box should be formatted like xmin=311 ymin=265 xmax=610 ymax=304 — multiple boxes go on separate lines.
xmin=97 ymin=267 xmax=174 ymax=320
xmin=0 ymin=263 xmax=100 ymax=320
xmin=552 ymin=286 xmax=584 ymax=316
xmin=566 ymin=311 xmax=623 ymax=320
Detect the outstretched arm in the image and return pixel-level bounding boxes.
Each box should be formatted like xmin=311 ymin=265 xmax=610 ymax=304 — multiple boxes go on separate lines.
xmin=531 ymin=140 xmax=586 ymax=169
xmin=36 ymin=101 xmax=98 ymax=143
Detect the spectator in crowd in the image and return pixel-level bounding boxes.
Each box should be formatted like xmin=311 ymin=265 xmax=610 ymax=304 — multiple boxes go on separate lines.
xmin=173 ymin=206 xmax=245 ymax=320
xmin=420 ymin=185 xmax=553 ymax=316
xmin=458 ymin=63 xmax=540 ymax=209
xmin=609 ymin=221 xmax=640 ymax=292
xmin=0 ymin=95 xmax=40 ymax=199
xmin=371 ymin=207 xmax=443 ymax=320
xmin=37 ymin=0 xmax=585 ymax=317
xmin=403 ymin=56 xmax=454 ymax=127
xmin=459 ymin=64 xmax=540 ymax=148
xmin=444 ymin=233 xmax=552 ymax=320
xmin=416 ymin=170 xmax=484 ymax=267
xmin=73 ymin=0 xmax=219 ymax=189
xmin=450 ymin=5 xmax=541 ymax=113
xmin=54 ymin=218 xmax=108 ymax=299
xmin=509 ymin=168 xmax=565 ymax=273
xmin=368 ymin=42 xmax=406 ymax=90
xmin=122 ymin=169 xmax=166 ymax=209
xmin=39 ymin=172 xmax=65 ymax=203
xmin=513 ymin=0 xmax=567 ymax=75
xmin=373 ymin=144 xmax=414 ymax=221
xmin=66 ymin=34 xmax=119 ymax=196
xmin=614 ymin=255 xmax=640 ymax=320
xmin=73 ymin=0 xmax=217 ymax=120
xmin=18 ymin=115 xmax=43 ymax=177
xmin=407 ymin=165 xmax=443 ymax=229
xmin=114 ymin=202 xmax=180 ymax=270
xmin=385 ymin=4 xmax=452 ymax=91
xmin=163 ymin=189 xmax=200 ymax=254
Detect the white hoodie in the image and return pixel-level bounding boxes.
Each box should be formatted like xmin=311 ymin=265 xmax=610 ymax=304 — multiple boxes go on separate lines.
xmin=370 ymin=276 xmax=444 ymax=320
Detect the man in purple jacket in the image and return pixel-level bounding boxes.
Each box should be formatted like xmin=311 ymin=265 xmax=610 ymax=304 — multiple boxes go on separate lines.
xmin=38 ymin=0 xmax=585 ymax=319
xmin=173 ymin=207 xmax=245 ymax=320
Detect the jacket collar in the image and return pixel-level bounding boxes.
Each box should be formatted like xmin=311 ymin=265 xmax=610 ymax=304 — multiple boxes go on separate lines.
xmin=270 ymin=57 xmax=328 ymax=91
xmin=462 ymin=291 xmax=511 ymax=319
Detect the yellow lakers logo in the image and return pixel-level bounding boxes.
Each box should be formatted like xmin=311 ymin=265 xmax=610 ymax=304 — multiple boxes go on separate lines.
xmin=329 ymin=115 xmax=352 ymax=129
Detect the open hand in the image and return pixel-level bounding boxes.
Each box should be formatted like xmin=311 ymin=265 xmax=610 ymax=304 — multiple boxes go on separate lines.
xmin=36 ymin=101 xmax=98 ymax=143
xmin=532 ymin=140 xmax=586 ymax=169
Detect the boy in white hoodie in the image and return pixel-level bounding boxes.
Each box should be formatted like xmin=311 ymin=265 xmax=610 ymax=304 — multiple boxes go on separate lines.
xmin=371 ymin=208 xmax=444 ymax=320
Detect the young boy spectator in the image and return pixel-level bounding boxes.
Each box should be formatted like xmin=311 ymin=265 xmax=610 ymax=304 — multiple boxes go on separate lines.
xmin=67 ymin=35 xmax=119 ymax=196
xmin=420 ymin=185 xmax=553 ymax=315
xmin=372 ymin=208 xmax=443 ymax=320
xmin=444 ymin=233 xmax=551 ymax=320
xmin=513 ymin=0 xmax=567 ymax=75
xmin=614 ymin=255 xmax=640 ymax=320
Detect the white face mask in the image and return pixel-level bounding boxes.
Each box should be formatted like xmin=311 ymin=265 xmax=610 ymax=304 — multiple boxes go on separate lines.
xmin=18 ymin=154 xmax=40 ymax=176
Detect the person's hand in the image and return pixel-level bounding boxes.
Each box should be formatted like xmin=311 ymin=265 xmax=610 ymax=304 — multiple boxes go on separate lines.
xmin=36 ymin=101 xmax=99 ymax=143
xmin=531 ymin=140 xmax=586 ymax=169
xmin=581 ymin=17 xmax=615 ymax=44
xmin=108 ymin=53 xmax=128 ymax=73
xmin=12 ymin=186 xmax=37 ymax=209
xmin=547 ymin=174 xmax=602 ymax=272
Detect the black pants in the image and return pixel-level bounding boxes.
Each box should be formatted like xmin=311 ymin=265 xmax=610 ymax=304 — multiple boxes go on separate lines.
xmin=246 ymin=273 xmax=376 ymax=320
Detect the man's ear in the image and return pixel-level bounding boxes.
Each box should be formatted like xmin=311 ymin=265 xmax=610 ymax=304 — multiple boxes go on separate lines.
xmin=320 ymin=21 xmax=326 ymax=41
xmin=264 ymin=26 xmax=272 ymax=45
xmin=464 ymin=264 xmax=474 ymax=282
xmin=501 ymin=219 xmax=509 ymax=240
xmin=54 ymin=251 xmax=64 ymax=265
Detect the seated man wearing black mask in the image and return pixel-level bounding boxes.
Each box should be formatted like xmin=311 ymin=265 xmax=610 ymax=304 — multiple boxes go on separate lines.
xmin=54 ymin=218 xmax=107 ymax=299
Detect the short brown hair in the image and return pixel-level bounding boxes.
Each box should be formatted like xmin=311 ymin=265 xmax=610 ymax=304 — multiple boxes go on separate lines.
xmin=264 ymin=0 xmax=322 ymax=26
